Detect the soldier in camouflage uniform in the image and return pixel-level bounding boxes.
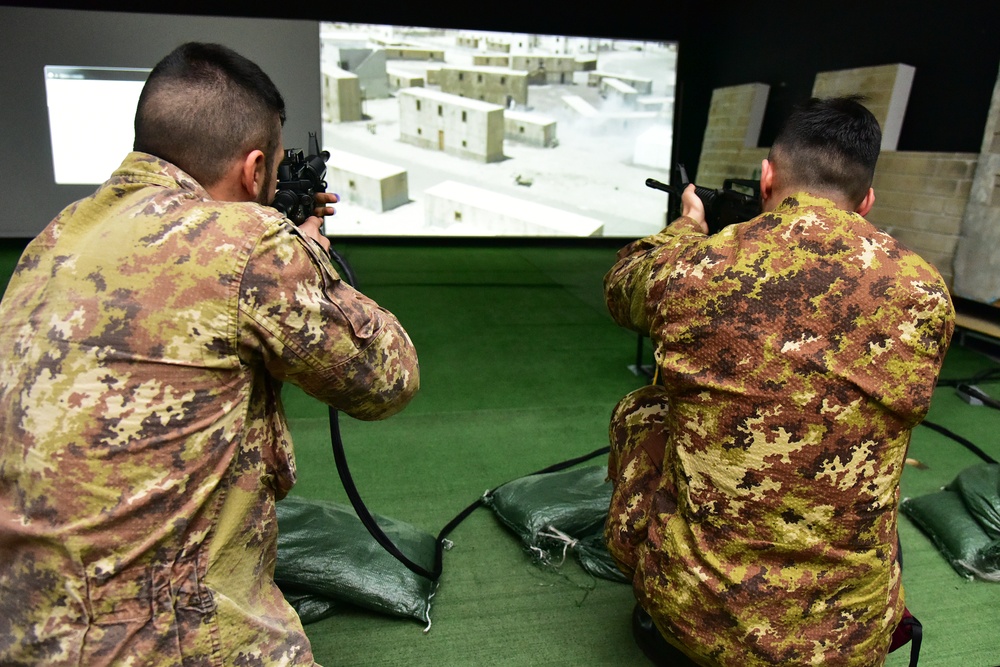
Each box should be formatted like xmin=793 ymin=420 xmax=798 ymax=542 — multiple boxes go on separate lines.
xmin=0 ymin=43 xmax=418 ymax=665
xmin=604 ymin=97 xmax=954 ymax=666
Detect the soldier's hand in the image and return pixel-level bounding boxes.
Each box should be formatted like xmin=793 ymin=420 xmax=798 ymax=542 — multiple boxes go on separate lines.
xmin=681 ymin=184 xmax=708 ymax=234
xmin=313 ymin=191 xmax=339 ymax=219
xmin=298 ymin=215 xmax=330 ymax=253
xmin=299 ymin=192 xmax=339 ymax=253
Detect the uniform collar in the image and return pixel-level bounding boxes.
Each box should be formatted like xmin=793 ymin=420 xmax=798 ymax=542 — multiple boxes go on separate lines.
xmin=108 ymin=151 xmax=209 ymax=198
xmin=773 ymin=191 xmax=841 ymax=212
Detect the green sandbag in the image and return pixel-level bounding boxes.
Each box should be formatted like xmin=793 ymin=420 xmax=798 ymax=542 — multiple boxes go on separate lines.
xmin=900 ymin=490 xmax=996 ymax=579
xmin=946 ymin=463 xmax=1000 ymax=539
xmin=281 ymin=589 xmax=340 ymax=625
xmin=970 ymin=540 xmax=1000 ymax=582
xmin=574 ymin=533 xmax=629 ymax=583
xmin=484 ymin=465 xmax=627 ymax=583
xmin=275 ymin=495 xmax=438 ymax=624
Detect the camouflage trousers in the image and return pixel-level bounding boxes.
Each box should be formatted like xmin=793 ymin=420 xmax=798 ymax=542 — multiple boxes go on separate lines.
xmin=604 ymin=386 xmax=909 ymax=667
xmin=604 ymin=387 xmax=719 ymax=667
xmin=604 ymin=385 xmax=671 ymax=577
xmin=605 ymin=385 xmax=710 ymax=665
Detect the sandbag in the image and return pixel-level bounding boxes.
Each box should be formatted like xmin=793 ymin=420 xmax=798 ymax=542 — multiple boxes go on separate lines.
xmin=281 ymin=589 xmax=340 ymax=625
xmin=900 ymin=490 xmax=995 ymax=579
xmin=972 ymin=540 xmax=1000 ymax=581
xmin=902 ymin=462 xmax=1000 ymax=581
xmin=275 ymin=495 xmax=438 ymax=624
xmin=574 ymin=533 xmax=629 ymax=583
xmin=484 ymin=465 xmax=628 ymax=583
xmin=946 ymin=463 xmax=1000 ymax=539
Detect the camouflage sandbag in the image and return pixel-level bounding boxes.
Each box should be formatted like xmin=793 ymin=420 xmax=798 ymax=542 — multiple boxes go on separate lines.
xmin=483 ymin=465 xmax=627 ymax=583
xmin=275 ymin=495 xmax=438 ymax=624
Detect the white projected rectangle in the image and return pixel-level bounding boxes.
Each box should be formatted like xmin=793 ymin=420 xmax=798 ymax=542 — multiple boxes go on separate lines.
xmin=44 ymin=65 xmax=150 ymax=185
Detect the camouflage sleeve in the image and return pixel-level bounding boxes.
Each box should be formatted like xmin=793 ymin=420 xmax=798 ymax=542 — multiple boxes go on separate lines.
xmin=604 ymin=216 xmax=706 ymax=334
xmin=238 ymin=223 xmax=419 ymax=421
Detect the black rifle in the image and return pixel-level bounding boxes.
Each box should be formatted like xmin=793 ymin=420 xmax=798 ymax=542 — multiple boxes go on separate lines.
xmin=270 ymin=133 xmax=357 ymax=286
xmin=646 ymin=164 xmax=761 ymax=235
xmin=272 ymin=131 xmax=331 ymax=225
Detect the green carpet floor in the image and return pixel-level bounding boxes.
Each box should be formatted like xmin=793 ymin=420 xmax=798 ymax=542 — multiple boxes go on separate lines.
xmin=2 ymin=237 xmax=998 ymax=666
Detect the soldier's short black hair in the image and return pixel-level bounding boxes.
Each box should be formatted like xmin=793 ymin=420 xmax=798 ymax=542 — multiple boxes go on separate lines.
xmin=133 ymin=42 xmax=286 ymax=188
xmin=769 ymin=96 xmax=882 ymax=207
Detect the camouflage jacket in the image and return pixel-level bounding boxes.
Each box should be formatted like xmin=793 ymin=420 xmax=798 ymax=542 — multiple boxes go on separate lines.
xmin=0 ymin=153 xmax=419 ymax=666
xmin=605 ymin=193 xmax=954 ymax=666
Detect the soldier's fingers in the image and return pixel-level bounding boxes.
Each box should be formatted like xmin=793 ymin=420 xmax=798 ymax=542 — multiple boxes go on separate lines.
xmin=312 ymin=193 xmax=338 ymax=219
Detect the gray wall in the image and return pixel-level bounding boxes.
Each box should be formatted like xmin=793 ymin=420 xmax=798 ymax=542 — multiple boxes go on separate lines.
xmin=0 ymin=6 xmax=321 ymax=238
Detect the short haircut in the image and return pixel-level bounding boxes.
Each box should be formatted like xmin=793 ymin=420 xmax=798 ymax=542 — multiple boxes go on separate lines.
xmin=133 ymin=42 xmax=286 ymax=188
xmin=768 ymin=96 xmax=882 ymax=207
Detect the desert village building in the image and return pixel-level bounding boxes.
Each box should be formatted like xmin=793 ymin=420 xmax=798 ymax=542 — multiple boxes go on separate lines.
xmin=383 ymin=45 xmax=445 ymax=61
xmin=425 ymin=181 xmax=604 ymax=236
xmin=398 ymin=87 xmax=505 ymax=163
xmin=387 ymin=68 xmax=424 ymax=91
xmin=510 ymin=54 xmax=577 ymax=84
xmin=321 ymin=67 xmax=363 ymax=122
xmin=324 ymin=148 xmax=409 ymax=212
xmin=438 ymin=66 xmax=529 ymax=106
xmin=473 ymin=55 xmax=512 ymax=68
xmin=588 ymin=71 xmax=654 ymax=94
xmin=504 ymin=110 xmax=557 ymax=147
xmin=600 ymin=78 xmax=640 ymax=108
xmin=331 ymin=47 xmax=390 ymax=100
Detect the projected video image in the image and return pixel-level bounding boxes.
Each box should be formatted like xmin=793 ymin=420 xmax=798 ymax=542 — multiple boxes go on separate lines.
xmin=318 ymin=23 xmax=678 ymax=238
xmin=44 ymin=66 xmax=150 ymax=185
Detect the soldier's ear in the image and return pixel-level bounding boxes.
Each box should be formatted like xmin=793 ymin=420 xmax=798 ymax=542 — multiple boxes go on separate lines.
xmin=760 ymin=159 xmax=774 ymax=202
xmin=855 ymin=187 xmax=875 ymax=217
xmin=239 ymin=150 xmax=267 ymax=202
